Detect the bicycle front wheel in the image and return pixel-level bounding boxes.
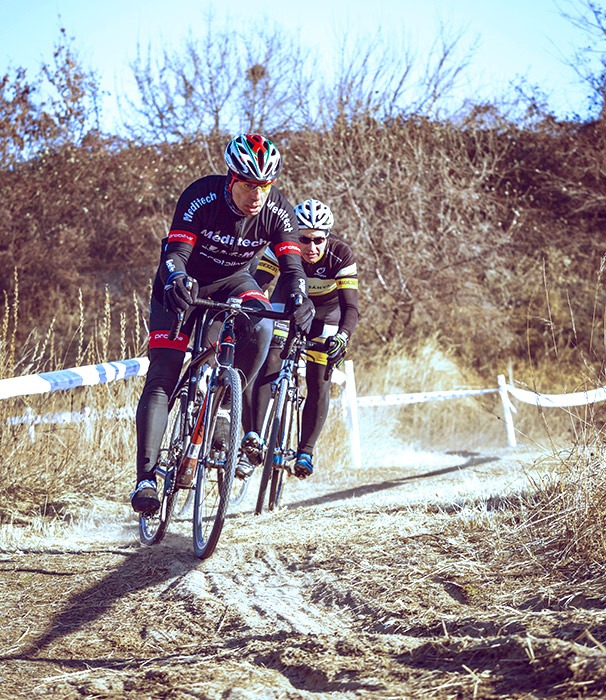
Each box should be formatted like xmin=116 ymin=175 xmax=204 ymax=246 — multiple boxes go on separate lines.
xmin=139 ymin=387 xmax=187 ymax=546
xmin=193 ymin=366 xmax=242 ymax=559
xmin=255 ymin=378 xmax=288 ymax=515
xmin=269 ymin=393 xmax=297 ymax=511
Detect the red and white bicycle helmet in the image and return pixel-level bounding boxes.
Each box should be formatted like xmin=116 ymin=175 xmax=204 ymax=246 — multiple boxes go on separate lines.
xmin=224 ymin=133 xmax=282 ymax=183
xmin=294 ymin=198 xmax=334 ymax=235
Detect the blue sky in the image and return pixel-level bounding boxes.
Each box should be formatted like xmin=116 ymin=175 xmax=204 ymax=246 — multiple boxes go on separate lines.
xmin=0 ymin=0 xmax=597 ymax=130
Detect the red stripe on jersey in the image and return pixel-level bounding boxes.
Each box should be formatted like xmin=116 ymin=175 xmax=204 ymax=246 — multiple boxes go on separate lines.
xmin=168 ymin=229 xmax=197 ymax=246
xmin=149 ymin=330 xmax=190 ymax=352
xmin=275 ymin=242 xmax=301 ymax=257
xmin=238 ymin=290 xmax=271 ymax=305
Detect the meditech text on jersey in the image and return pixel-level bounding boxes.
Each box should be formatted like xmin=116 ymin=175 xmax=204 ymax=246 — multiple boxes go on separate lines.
xmin=182 ymin=192 xmax=218 ymax=222
xmin=200 ymin=229 xmax=265 ymax=249
xmin=265 ymin=201 xmax=293 ymax=232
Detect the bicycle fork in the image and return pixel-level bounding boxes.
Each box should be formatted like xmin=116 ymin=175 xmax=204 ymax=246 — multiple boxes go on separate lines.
xmin=176 ymin=316 xmax=236 ymax=487
xmin=177 ymin=390 xmax=209 ymax=487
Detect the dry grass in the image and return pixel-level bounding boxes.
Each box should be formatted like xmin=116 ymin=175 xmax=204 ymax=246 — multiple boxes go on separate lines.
xmin=0 ymin=285 xmax=145 ymax=523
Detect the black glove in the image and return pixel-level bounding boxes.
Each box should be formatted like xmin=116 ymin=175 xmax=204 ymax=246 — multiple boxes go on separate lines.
xmin=164 ymin=272 xmax=199 ymax=314
xmin=325 ymin=332 xmax=348 ymax=368
xmin=287 ymin=293 xmax=315 ymax=335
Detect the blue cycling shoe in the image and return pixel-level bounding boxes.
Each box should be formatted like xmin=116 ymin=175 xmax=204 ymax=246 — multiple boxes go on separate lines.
xmin=294 ymin=452 xmax=313 ymax=479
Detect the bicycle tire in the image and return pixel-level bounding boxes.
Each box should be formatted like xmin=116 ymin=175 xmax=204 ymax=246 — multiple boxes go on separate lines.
xmin=139 ymin=387 xmax=188 ymax=545
xmin=229 ymin=469 xmax=252 ymax=508
xmin=268 ymin=395 xmax=294 ymax=511
xmin=255 ymin=378 xmax=288 ymax=515
xmin=269 ymin=386 xmax=301 ymax=510
xmin=193 ymin=366 xmax=241 ymax=559
xmin=269 ymin=464 xmax=285 ymax=510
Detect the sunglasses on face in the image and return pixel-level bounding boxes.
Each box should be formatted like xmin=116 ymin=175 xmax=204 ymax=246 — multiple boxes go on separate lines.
xmin=236 ymin=178 xmax=273 ymax=192
xmin=299 ymin=235 xmax=327 ymax=245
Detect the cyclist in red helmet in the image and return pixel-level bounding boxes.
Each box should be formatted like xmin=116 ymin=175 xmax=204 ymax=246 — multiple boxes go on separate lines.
xmin=131 ymin=134 xmax=315 ymax=514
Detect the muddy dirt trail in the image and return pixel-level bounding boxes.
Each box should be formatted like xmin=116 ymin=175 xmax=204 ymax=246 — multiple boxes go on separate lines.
xmin=2 ymin=446 xmax=606 ymax=699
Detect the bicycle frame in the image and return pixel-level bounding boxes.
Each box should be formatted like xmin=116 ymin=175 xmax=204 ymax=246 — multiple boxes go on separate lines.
xmin=255 ymin=328 xmax=317 ymax=514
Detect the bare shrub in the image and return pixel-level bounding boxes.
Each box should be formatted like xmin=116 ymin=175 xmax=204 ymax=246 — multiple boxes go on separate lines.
xmin=320 ymin=22 xmax=475 ymax=127
xmin=0 ymin=28 xmax=101 ymax=168
xmin=127 ymin=12 xmax=315 ymax=140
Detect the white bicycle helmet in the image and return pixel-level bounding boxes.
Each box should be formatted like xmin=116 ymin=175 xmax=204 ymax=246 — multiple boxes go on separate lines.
xmin=294 ymin=199 xmax=334 ymax=235
xmin=224 ymin=133 xmax=282 ymax=182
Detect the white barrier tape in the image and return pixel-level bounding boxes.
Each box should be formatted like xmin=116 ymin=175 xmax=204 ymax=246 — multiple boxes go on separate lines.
xmin=0 ymin=357 xmax=149 ymax=400
xmin=357 ymin=388 xmax=498 ymax=408
xmin=505 ymin=383 xmax=606 ymax=408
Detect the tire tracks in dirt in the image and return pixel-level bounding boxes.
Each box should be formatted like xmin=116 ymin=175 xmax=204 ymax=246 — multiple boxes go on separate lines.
xmin=4 ymin=447 xmax=606 ymax=698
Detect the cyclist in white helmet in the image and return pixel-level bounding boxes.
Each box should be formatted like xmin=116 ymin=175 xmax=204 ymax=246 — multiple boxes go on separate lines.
xmin=238 ymin=198 xmax=359 ymax=480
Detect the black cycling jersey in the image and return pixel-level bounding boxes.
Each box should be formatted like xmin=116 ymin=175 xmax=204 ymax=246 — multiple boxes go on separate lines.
xmin=254 ymin=233 xmax=359 ymax=338
xmin=154 ymin=174 xmax=306 ymax=300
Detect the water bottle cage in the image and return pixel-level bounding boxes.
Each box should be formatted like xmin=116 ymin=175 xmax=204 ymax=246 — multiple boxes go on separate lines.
xmin=217 ymin=317 xmax=236 ymax=366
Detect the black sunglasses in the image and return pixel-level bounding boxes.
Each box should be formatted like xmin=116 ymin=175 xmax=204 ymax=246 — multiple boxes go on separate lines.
xmin=298 ymin=235 xmax=327 ymax=245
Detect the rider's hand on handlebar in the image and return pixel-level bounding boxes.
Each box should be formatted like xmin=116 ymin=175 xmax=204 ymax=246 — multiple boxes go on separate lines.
xmin=287 ymin=293 xmax=315 ymax=335
xmin=325 ymin=331 xmax=348 ymax=368
xmin=164 ymin=272 xmax=199 ymax=314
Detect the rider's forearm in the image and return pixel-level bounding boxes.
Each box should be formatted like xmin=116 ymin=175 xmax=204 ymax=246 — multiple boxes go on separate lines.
xmin=273 ymin=241 xmax=308 ymax=299
xmin=337 ymin=287 xmax=359 ymax=338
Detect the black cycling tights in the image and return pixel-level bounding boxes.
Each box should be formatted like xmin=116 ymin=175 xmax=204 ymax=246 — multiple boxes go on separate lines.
xmin=246 ymin=347 xmax=331 ymax=457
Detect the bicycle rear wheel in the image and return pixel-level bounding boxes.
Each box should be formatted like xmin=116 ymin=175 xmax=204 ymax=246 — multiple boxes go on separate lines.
xmin=193 ymin=366 xmax=241 ymax=559
xmin=255 ymin=378 xmax=288 ymax=515
xmin=229 ymin=467 xmax=252 ymax=508
xmin=139 ymin=387 xmax=187 ymax=545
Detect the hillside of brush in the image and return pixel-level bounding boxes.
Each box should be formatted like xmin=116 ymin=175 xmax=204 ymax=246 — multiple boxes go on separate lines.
xmin=1 ymin=112 xmax=605 ymax=384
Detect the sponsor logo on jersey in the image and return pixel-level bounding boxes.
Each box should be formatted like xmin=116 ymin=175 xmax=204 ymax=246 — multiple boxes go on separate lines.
xmin=266 ymin=200 xmax=294 ymax=232
xmin=168 ymin=229 xmax=197 ymax=246
xmin=257 ymin=259 xmax=279 ymax=276
xmin=308 ymin=279 xmax=337 ymax=296
xmin=182 ymin=191 xmax=218 ymax=222
xmin=336 ymin=278 xmax=358 ymax=289
xmin=149 ymin=330 xmax=190 ymax=351
xmin=275 ymin=242 xmax=301 ymax=257
xmin=200 ymin=229 xmax=265 ymax=249
xmin=238 ymin=289 xmax=270 ymax=304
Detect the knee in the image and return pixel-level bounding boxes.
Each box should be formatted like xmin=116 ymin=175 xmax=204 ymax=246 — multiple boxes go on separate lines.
xmin=143 ymin=349 xmax=183 ymax=394
xmin=250 ymin=317 xmax=274 ymax=351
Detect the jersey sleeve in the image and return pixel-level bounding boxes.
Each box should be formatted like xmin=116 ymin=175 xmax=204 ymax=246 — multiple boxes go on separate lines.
xmin=158 ymin=182 xmax=206 ymax=284
xmin=335 ymin=251 xmax=359 ymax=338
xmin=268 ymin=193 xmax=308 ymax=299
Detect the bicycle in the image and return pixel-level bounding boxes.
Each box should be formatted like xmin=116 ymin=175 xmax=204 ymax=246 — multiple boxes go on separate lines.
xmin=138 ymin=296 xmax=284 ymax=558
xmin=254 ymin=325 xmax=321 ymax=515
